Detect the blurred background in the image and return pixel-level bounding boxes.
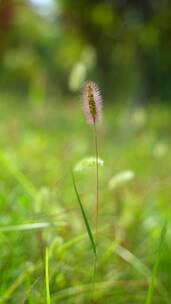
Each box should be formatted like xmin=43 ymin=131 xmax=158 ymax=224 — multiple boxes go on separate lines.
xmin=0 ymin=0 xmax=171 ymax=104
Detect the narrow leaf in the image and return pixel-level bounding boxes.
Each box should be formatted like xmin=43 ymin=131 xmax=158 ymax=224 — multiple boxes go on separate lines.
xmin=45 ymin=247 xmax=51 ymax=304
xmin=0 ymin=222 xmax=50 ymax=232
xmin=71 ymin=171 xmax=96 ymax=256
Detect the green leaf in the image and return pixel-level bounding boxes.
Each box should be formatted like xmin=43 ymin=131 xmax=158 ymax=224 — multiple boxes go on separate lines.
xmin=71 ymin=171 xmax=96 ymax=256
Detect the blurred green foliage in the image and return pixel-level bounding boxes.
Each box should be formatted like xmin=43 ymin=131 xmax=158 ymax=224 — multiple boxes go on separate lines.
xmin=0 ymin=0 xmax=171 ymax=102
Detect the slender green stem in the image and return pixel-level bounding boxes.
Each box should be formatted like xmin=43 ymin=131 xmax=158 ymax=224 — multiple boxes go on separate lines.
xmin=91 ymin=122 xmax=99 ymax=303
xmin=93 ymin=122 xmax=99 ymax=245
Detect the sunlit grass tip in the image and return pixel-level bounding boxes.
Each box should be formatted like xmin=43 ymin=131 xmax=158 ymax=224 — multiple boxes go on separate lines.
xmin=74 ymin=156 xmax=104 ymax=172
xmin=82 ymin=80 xmax=102 ymax=124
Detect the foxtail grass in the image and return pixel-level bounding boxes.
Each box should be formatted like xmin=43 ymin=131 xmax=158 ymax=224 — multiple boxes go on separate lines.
xmin=81 ymin=80 xmax=103 ymax=300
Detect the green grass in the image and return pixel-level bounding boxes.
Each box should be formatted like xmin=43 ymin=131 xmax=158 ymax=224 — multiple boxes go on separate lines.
xmin=45 ymin=247 xmax=51 ymax=304
xmin=145 ymin=217 xmax=168 ymax=304
xmin=0 ymin=98 xmax=171 ymax=303
xmin=71 ymin=170 xmax=96 ymax=256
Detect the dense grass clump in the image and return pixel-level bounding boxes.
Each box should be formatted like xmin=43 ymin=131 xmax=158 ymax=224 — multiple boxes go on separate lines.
xmin=0 ymin=98 xmax=170 ymax=303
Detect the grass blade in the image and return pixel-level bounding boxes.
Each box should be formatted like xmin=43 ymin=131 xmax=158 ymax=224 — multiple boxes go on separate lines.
xmin=45 ymin=247 xmax=51 ymax=304
xmin=0 ymin=222 xmax=50 ymax=232
xmin=71 ymin=171 xmax=96 ymax=256
xmin=145 ymin=218 xmax=168 ymax=304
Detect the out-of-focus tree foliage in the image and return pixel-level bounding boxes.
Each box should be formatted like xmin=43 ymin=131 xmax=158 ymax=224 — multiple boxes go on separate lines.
xmin=0 ymin=0 xmax=53 ymax=99
xmin=0 ymin=0 xmax=171 ymax=102
xmin=57 ymin=0 xmax=171 ymax=102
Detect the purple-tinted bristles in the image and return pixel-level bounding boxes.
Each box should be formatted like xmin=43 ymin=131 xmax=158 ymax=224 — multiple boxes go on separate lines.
xmin=82 ymin=80 xmax=102 ymax=124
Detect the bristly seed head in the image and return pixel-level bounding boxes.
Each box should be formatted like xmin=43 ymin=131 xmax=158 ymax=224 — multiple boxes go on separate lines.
xmin=82 ymin=80 xmax=102 ymax=124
